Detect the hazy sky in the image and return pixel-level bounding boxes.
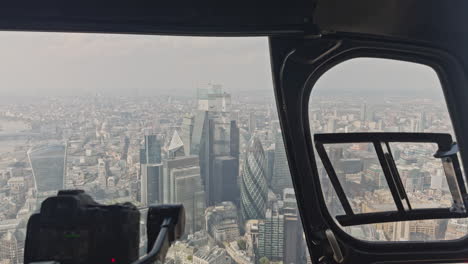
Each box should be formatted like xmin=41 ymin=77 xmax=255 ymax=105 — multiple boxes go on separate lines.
xmin=0 ymin=32 xmax=445 ymax=99
xmin=0 ymin=32 xmax=273 ymax=97
xmin=313 ymin=57 xmax=444 ymax=98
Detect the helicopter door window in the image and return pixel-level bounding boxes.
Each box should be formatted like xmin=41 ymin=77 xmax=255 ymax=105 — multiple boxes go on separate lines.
xmin=309 ymin=57 xmax=467 ymax=241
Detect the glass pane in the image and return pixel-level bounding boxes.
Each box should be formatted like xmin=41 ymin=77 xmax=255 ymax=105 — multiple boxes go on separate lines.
xmin=323 ymin=143 xmax=397 ymax=214
xmin=389 ymin=142 xmax=450 ymax=209
xmin=310 ymin=57 xmax=466 ymax=242
xmin=0 ymin=33 xmax=309 ymax=264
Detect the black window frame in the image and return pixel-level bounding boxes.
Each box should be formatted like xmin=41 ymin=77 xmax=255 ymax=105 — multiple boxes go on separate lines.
xmin=305 ymin=41 xmax=468 ymax=240
xmin=271 ymin=36 xmax=468 ymax=262
xmin=314 ymin=132 xmax=465 ymax=227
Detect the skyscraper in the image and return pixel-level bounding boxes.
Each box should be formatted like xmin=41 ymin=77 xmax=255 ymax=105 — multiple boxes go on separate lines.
xmin=271 ymin=131 xmax=293 ymax=194
xmin=241 ymin=136 xmax=268 ymax=221
xmin=248 ymin=112 xmax=256 ymax=133
xmin=167 ymin=130 xmax=185 ymax=158
xmin=141 ymin=135 xmax=162 ymax=164
xmin=360 ymin=103 xmax=367 ymax=121
xmin=163 ymin=155 xmax=200 ymax=204
xmin=257 ymin=208 xmax=284 ymax=262
xmin=140 ymin=163 xmax=163 ymax=206
xmin=190 ymin=110 xmax=210 ymax=197
xmin=326 ymin=119 xmax=337 ymax=133
xmin=197 ymin=83 xmax=231 ymax=113
xmin=212 ymin=156 xmax=240 ymax=204
xmin=230 ymin=120 xmax=240 ymax=159
xmin=265 ymin=147 xmax=275 ymax=185
xmin=283 ymin=189 xmax=305 ymax=264
xmin=97 ymin=158 xmax=108 ymax=187
xmin=27 ymin=144 xmax=66 ymax=193
xmin=181 ymin=115 xmax=195 ymax=156
xmin=171 ymin=165 xmax=206 ymax=234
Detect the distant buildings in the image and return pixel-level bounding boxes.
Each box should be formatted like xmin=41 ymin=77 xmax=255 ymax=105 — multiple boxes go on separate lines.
xmin=27 ymin=144 xmax=66 ymax=193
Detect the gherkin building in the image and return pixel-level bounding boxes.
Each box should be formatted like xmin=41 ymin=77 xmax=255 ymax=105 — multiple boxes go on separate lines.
xmin=241 ymin=136 xmax=268 ymax=221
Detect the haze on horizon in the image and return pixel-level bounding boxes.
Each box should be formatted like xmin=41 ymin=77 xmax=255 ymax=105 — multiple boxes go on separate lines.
xmin=0 ymin=31 xmax=444 ymax=99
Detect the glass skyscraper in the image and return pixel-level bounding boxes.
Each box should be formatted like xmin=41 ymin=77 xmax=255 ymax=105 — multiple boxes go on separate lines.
xmin=272 ymin=131 xmax=293 ymax=194
xmin=140 ymin=163 xmax=163 ymax=206
xmin=141 ymin=135 xmax=161 ymax=164
xmin=27 ymin=144 xmax=66 ymax=193
xmin=240 ymin=136 xmax=268 ymax=222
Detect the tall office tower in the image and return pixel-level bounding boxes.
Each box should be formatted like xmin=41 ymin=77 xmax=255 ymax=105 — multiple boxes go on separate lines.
xmin=167 ymin=130 xmax=185 ymax=158
xmin=190 ymin=111 xmax=211 ymax=202
xmin=0 ymin=231 xmax=19 ymax=264
xmin=270 ymin=120 xmax=281 ymax=141
xmin=213 ymin=117 xmax=231 ymax=156
xmin=140 ymin=163 xmax=163 ymax=206
xmin=282 ymin=189 xmax=305 ymax=264
xmin=97 ymin=158 xmax=108 ymax=187
xmin=27 ymin=144 xmax=66 ymax=193
xmin=141 ymin=135 xmax=162 ymax=164
xmin=163 ymin=155 xmax=200 ymax=204
xmin=265 ymin=147 xmax=275 ymax=185
xmin=197 ymin=83 xmax=231 ymax=113
xmin=171 ymin=166 xmax=206 ymax=234
xmin=181 ymin=115 xmax=195 ymax=156
xmin=230 ymin=120 xmax=240 ymax=159
xmin=257 ymin=208 xmax=284 ymax=262
xmin=193 ymin=86 xmax=237 ymax=206
xmin=419 ymin=112 xmax=427 ymax=131
xmin=212 ymin=156 xmax=240 ymax=204
xmin=271 ymin=132 xmax=293 ymax=194
xmin=360 ymin=103 xmax=367 ymax=121
xmin=120 ymin=135 xmax=130 ymax=161
xmin=241 ymin=136 xmax=268 ymax=221
xmin=248 ymin=112 xmax=257 ymax=133
xmin=327 ymin=119 xmax=337 ymax=133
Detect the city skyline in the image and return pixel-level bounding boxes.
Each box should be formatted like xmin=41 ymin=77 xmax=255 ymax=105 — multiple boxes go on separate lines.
xmin=0 ymin=34 xmax=461 ymax=264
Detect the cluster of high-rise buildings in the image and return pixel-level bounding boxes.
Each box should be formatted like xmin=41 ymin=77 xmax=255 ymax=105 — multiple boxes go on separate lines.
xmin=0 ymin=84 xmax=306 ymax=264
xmin=0 ymin=86 xmax=463 ymax=264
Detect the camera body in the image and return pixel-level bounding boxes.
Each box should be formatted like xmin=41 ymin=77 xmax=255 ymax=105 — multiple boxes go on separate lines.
xmin=24 ymin=190 xmax=140 ymax=264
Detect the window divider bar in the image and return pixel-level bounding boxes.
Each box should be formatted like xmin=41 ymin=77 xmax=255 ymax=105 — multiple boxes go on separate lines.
xmin=384 ymin=142 xmax=412 ymax=210
xmin=315 ymin=143 xmax=354 ymax=216
xmin=373 ymin=141 xmax=406 ymax=213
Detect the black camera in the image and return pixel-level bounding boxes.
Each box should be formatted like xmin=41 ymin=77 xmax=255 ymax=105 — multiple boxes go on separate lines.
xmin=24 ymin=190 xmax=140 ymax=264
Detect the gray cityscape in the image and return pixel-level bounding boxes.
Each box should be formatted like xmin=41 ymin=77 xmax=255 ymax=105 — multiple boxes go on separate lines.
xmin=0 ymin=35 xmax=463 ymax=264
xmin=0 ymin=84 xmax=307 ymax=264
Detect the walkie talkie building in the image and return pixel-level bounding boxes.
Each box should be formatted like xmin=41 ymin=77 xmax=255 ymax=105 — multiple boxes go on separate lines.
xmin=27 ymin=144 xmax=66 ymax=193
